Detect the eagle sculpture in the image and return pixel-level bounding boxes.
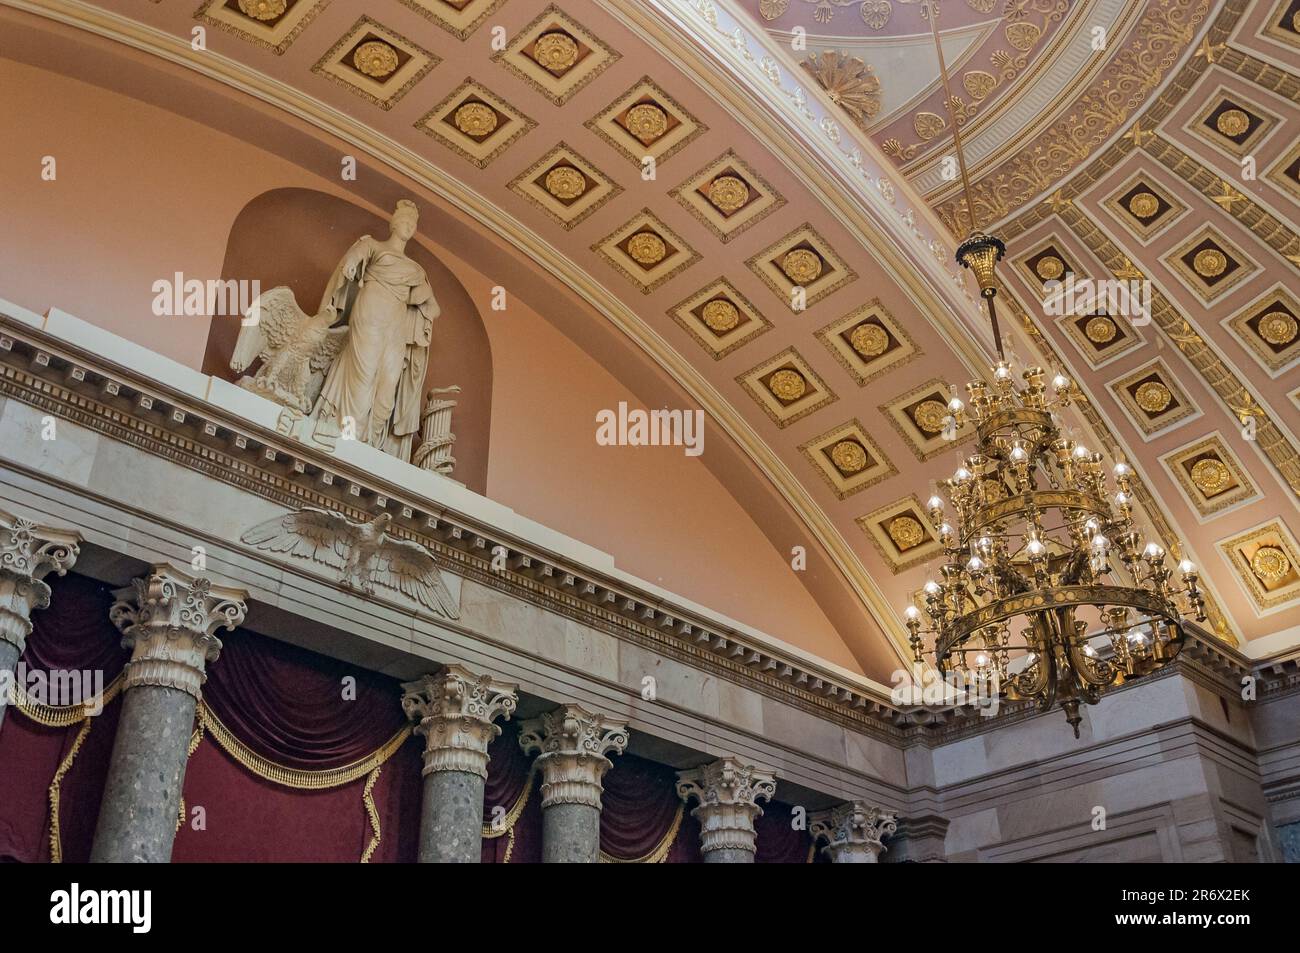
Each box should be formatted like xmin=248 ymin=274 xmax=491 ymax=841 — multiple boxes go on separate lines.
xmin=241 ymin=507 xmax=459 ymax=619
xmin=231 ymin=287 xmax=349 ymax=413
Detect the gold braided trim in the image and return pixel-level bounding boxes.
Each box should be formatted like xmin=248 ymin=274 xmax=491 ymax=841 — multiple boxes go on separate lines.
xmin=48 ymin=717 xmax=93 ymax=864
xmin=16 ymin=673 xmax=124 ymax=728
xmin=196 ymin=701 xmax=411 ymax=789
xmin=599 ymin=802 xmax=684 ymax=864
xmin=481 ymin=765 xmax=536 ymax=839
xmin=175 ymin=721 xmax=205 ymax=834
xmin=360 ymin=765 xmax=382 ymax=864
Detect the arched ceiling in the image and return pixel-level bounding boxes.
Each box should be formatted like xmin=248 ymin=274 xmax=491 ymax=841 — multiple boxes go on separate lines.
xmin=752 ymin=0 xmax=1300 ymax=647
xmin=4 ymin=0 xmax=1299 ymax=672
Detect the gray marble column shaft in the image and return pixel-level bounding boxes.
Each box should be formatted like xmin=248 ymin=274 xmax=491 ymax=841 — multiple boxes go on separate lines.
xmin=90 ymin=686 xmax=197 ymax=863
xmin=89 ymin=566 xmax=246 ymax=864
xmin=402 ymin=665 xmax=518 ymax=864
xmin=419 ymin=769 xmax=486 ymax=863
xmin=541 ymin=802 xmax=601 ymax=863
xmin=519 ymin=704 xmax=628 ymax=864
xmin=705 ymin=847 xmax=756 ymax=864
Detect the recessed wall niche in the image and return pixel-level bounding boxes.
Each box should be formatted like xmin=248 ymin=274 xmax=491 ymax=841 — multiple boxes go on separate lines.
xmin=199 ymin=188 xmax=492 ymax=493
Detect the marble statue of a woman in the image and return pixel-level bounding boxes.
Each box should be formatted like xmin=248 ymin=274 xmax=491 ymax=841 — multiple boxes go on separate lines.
xmin=313 ymin=200 xmax=438 ymax=462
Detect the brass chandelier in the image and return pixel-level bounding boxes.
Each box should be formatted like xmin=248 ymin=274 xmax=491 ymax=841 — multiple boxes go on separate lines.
xmin=901 ymin=2 xmax=1206 ymax=735
xmin=903 ymin=367 xmax=1207 ymax=735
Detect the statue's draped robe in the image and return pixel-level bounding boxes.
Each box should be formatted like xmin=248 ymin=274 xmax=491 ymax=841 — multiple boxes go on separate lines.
xmin=314 ymin=236 xmax=438 ymax=461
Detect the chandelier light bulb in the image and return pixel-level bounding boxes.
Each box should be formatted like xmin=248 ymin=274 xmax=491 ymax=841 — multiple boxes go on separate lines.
xmin=1052 ymin=373 xmax=1070 ymax=392
xmin=1091 ymin=533 xmax=1109 ymax=550
xmin=1073 ymin=444 xmax=1090 ymax=460
xmin=1115 ymin=491 xmax=1129 ymax=506
xmin=904 ymin=605 xmax=920 ymax=621
xmin=967 ymin=555 xmax=985 ymax=572
xmin=1179 ymin=559 xmax=1196 ymax=575
xmin=947 ymin=396 xmax=965 ymax=413
xmin=1009 ymin=444 xmax=1027 ymax=463
xmin=1114 ymin=462 xmax=1131 ymax=478
xmin=1026 ymin=537 xmax=1046 ymax=557
xmin=939 ymin=522 xmax=953 ymax=537
xmin=975 ymin=654 xmax=988 ymax=668
xmin=927 ymin=495 xmax=945 ymax=511
xmin=994 ymin=364 xmax=1011 ymax=381
xmin=924 ymin=580 xmax=941 ymax=595
xmin=953 ymin=466 xmax=973 ymax=483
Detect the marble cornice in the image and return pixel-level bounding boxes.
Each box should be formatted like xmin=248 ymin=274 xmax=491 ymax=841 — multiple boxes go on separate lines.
xmin=1254 ymin=648 xmax=1300 ymax=703
xmin=0 ymin=311 xmax=916 ymax=742
xmin=9 ymin=303 xmax=1271 ymax=751
xmin=904 ymin=626 xmax=1260 ymax=746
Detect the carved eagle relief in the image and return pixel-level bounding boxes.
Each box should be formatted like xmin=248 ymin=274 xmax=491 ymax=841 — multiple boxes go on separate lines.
xmin=241 ymin=507 xmax=459 ymax=619
xmin=231 ymin=287 xmax=349 ymax=413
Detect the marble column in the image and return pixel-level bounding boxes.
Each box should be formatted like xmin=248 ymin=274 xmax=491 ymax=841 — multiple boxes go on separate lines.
xmin=518 ymin=704 xmax=628 ymax=863
xmin=810 ymin=801 xmax=898 ymax=863
xmin=676 ymin=757 xmax=776 ymax=863
xmin=0 ymin=510 xmax=80 ymax=729
xmin=401 ymin=664 xmax=518 ymax=863
xmin=90 ymin=566 xmax=246 ymax=863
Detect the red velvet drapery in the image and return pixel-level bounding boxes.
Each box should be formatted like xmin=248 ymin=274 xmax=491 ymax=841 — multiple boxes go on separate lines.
xmin=0 ymin=573 xmax=124 ymax=863
xmin=755 ymin=800 xmax=817 ymax=863
xmin=0 ymin=575 xmax=811 ymax=864
xmin=601 ymin=754 xmax=701 ymax=862
xmin=480 ymin=721 xmax=542 ymax=863
xmin=174 ymin=628 xmax=421 ymax=862
xmin=201 ymin=628 xmax=408 ymax=769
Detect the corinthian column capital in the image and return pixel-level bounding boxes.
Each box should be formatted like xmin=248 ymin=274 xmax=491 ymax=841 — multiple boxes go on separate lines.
xmin=676 ymin=757 xmax=776 ymax=858
xmin=0 ymin=510 xmax=80 ymax=654
xmin=110 ymin=565 xmax=247 ymax=698
xmin=402 ymin=665 xmax=518 ymax=779
xmin=810 ymin=801 xmax=898 ymax=863
xmin=518 ymin=704 xmax=628 ymax=809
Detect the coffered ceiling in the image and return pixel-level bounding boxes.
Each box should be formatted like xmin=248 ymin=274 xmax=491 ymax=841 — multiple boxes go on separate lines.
xmin=5 ymin=0 xmax=1298 ymax=675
